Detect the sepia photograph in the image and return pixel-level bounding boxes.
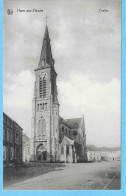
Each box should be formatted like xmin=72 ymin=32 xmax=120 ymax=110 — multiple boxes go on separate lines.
xmin=3 ymin=0 xmax=121 ymax=190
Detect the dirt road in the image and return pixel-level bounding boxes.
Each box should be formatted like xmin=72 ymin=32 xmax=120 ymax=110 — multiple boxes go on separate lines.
xmin=4 ymin=161 xmax=120 ymax=190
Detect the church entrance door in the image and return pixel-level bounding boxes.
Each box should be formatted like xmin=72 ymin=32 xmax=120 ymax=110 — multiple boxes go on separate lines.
xmin=36 ymin=143 xmax=47 ymax=162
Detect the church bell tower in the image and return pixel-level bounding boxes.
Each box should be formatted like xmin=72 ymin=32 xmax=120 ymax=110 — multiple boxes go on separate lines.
xmin=30 ymin=25 xmax=60 ymax=162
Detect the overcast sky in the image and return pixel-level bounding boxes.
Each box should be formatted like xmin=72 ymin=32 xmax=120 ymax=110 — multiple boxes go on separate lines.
xmin=3 ymin=0 xmax=121 ymax=147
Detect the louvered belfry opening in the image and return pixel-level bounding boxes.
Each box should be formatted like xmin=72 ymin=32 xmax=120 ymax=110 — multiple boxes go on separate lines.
xmin=39 ymin=75 xmax=46 ymax=98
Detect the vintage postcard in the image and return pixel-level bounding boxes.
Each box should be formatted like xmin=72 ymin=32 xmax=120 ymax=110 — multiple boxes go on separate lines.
xmin=2 ymin=0 xmax=122 ymax=191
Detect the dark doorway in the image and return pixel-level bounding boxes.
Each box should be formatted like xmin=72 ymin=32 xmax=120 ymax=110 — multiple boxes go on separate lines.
xmin=38 ymin=155 xmax=41 ymax=161
xmin=43 ymin=151 xmax=47 ymax=161
xmin=37 ymin=151 xmax=42 ymax=161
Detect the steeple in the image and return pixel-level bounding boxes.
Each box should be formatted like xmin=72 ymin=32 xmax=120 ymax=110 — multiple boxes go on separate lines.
xmin=38 ymin=25 xmax=54 ymax=68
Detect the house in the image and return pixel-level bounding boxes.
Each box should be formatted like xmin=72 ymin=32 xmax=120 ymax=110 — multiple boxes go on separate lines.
xmin=3 ymin=112 xmax=23 ymax=166
xmin=22 ymin=134 xmax=30 ymax=162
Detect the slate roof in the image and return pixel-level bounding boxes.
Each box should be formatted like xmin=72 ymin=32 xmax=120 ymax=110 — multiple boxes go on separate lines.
xmin=59 ymin=116 xmax=82 ymax=128
xmin=65 ymin=118 xmax=82 ymax=129
xmin=59 ymin=116 xmax=71 ymax=128
xmin=3 ymin=112 xmax=23 ymax=130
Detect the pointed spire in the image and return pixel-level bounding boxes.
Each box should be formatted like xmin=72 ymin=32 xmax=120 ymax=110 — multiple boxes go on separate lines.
xmin=44 ymin=25 xmax=49 ymax=40
xmin=38 ymin=25 xmax=54 ymax=68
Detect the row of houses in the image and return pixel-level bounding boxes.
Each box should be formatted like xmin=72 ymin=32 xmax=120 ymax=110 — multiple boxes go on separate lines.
xmin=87 ymin=150 xmax=121 ymax=162
xmin=3 ymin=112 xmax=30 ymax=166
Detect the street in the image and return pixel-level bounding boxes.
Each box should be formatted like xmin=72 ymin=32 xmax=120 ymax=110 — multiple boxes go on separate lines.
xmin=4 ymin=161 xmax=120 ymax=190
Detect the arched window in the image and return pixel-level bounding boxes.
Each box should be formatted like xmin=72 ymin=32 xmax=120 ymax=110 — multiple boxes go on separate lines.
xmin=67 ymin=146 xmax=69 ymax=155
xmin=38 ymin=117 xmax=46 ymax=136
xmin=43 ymin=119 xmax=46 ymax=134
xmin=61 ymin=146 xmax=64 ymax=154
xmin=62 ymin=127 xmax=64 ymax=132
xmin=39 ymin=75 xmax=46 ymax=98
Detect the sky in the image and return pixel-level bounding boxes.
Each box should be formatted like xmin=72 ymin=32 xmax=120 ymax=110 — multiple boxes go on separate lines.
xmin=3 ymin=0 xmax=121 ymax=147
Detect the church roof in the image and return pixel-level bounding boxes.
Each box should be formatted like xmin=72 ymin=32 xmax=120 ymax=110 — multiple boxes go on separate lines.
xmin=38 ymin=25 xmax=54 ymax=68
xmin=65 ymin=118 xmax=82 ymax=129
xmin=59 ymin=116 xmax=82 ymax=129
xmin=60 ymin=135 xmax=74 ymax=146
xmin=59 ymin=116 xmax=71 ymax=128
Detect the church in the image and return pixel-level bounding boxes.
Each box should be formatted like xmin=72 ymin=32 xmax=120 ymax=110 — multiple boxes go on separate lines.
xmin=30 ymin=24 xmax=87 ymax=163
